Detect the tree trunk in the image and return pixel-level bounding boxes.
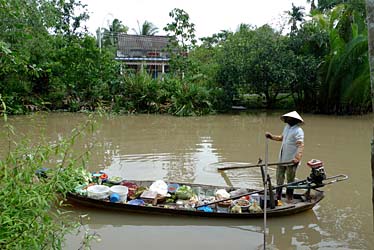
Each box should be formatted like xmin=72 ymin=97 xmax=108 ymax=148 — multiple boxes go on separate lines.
xmin=366 ymin=0 xmax=374 ymax=229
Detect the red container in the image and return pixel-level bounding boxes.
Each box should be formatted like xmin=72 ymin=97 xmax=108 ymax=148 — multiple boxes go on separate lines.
xmin=121 ymin=182 xmax=138 ymax=198
xmin=307 ymin=159 xmax=323 ymax=168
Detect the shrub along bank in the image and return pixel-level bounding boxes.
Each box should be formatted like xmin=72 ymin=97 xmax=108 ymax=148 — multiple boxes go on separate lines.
xmin=0 ymin=109 xmax=98 ymax=249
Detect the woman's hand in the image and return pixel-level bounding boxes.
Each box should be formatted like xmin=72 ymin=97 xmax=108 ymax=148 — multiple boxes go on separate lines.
xmin=265 ymin=132 xmax=272 ymax=139
xmin=292 ymin=158 xmax=299 ymax=164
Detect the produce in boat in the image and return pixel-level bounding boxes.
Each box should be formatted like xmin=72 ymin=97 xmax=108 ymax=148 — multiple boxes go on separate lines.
xmin=63 ymin=167 xmax=347 ymax=218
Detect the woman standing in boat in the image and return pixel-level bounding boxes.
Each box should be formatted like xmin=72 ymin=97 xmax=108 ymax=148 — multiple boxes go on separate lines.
xmin=265 ymin=111 xmax=304 ymax=203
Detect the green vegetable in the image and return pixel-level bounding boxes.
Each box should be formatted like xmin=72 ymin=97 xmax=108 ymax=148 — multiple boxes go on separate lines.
xmin=109 ymin=176 xmax=123 ymax=183
xmin=133 ymin=186 xmax=148 ymax=199
xmin=176 ymin=185 xmax=195 ymax=200
xmin=165 ymin=198 xmax=175 ymax=203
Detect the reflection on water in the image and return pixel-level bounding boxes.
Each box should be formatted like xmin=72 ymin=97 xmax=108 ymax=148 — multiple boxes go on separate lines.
xmin=64 ymin=205 xmax=322 ymax=250
xmin=0 ymin=112 xmax=373 ymax=249
xmin=101 ymin=134 xmax=221 ymax=184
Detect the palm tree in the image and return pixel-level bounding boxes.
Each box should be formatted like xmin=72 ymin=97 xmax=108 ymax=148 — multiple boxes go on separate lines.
xmin=286 ymin=4 xmax=305 ymax=33
xmin=132 ymin=20 xmax=159 ymax=36
xmin=101 ymin=19 xmax=128 ymax=47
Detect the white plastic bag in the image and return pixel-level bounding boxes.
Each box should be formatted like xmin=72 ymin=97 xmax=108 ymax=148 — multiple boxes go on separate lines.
xmin=215 ymin=189 xmax=230 ymax=199
xmin=149 ymin=180 xmax=168 ymax=196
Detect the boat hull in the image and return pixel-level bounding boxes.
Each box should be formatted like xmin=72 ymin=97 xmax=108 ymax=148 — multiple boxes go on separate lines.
xmin=67 ymin=193 xmax=323 ymax=218
xmin=66 ymin=180 xmax=324 ymax=218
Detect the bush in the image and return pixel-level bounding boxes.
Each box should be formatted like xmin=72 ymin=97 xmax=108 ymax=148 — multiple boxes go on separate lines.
xmin=0 ymin=109 xmax=97 ymax=249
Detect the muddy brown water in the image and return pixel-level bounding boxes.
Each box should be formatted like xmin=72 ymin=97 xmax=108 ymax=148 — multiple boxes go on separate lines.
xmin=1 ymin=112 xmax=373 ymax=249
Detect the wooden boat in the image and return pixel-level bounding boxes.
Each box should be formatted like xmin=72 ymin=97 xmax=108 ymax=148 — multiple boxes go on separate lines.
xmin=65 ymin=159 xmax=348 ymax=218
xmin=66 ymin=179 xmax=328 ymax=218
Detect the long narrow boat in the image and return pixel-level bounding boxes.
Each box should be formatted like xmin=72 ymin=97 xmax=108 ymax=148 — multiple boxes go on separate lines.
xmin=66 ymin=179 xmax=329 ymax=218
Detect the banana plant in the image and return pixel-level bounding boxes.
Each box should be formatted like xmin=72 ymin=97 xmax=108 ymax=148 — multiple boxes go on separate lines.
xmin=314 ymin=3 xmax=370 ymax=113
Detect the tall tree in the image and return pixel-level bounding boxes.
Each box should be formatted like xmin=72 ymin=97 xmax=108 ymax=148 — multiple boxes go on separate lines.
xmin=286 ymin=3 xmax=305 ymax=33
xmin=216 ymin=25 xmax=298 ymax=108
xmin=164 ymin=8 xmax=197 ymax=52
xmin=164 ymin=8 xmax=197 ymax=78
xmin=132 ymin=20 xmax=159 ymax=35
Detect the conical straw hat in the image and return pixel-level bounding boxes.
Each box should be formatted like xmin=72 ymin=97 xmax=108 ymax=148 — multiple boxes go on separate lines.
xmin=281 ymin=111 xmax=304 ymax=123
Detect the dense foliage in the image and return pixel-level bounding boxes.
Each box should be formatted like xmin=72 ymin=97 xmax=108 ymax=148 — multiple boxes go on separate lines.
xmin=0 ymin=0 xmax=371 ymax=116
xmin=215 ymin=25 xmax=299 ymax=109
xmin=314 ymin=3 xmax=370 ymax=113
xmin=0 ymin=106 xmax=97 ymax=249
xmin=112 ymin=70 xmax=217 ymax=116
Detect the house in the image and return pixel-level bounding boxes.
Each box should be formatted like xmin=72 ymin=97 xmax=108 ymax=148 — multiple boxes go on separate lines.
xmin=116 ymin=34 xmax=171 ymax=78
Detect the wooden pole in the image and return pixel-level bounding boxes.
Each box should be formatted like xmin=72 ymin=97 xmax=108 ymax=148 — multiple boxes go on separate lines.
xmin=219 ymin=170 xmax=233 ymax=187
xmin=217 ymin=161 xmax=293 ymax=171
xmin=263 ymin=139 xmax=269 ymax=250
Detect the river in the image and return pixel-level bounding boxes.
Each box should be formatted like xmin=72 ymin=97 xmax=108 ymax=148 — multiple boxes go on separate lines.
xmin=1 ymin=112 xmax=373 ymax=249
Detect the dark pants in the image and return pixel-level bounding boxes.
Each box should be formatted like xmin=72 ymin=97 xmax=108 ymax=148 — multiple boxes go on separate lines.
xmin=276 ymin=164 xmax=297 ymax=199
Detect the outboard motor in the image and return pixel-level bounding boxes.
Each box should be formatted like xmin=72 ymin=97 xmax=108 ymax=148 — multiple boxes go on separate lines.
xmin=307 ymin=159 xmax=326 ymax=185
